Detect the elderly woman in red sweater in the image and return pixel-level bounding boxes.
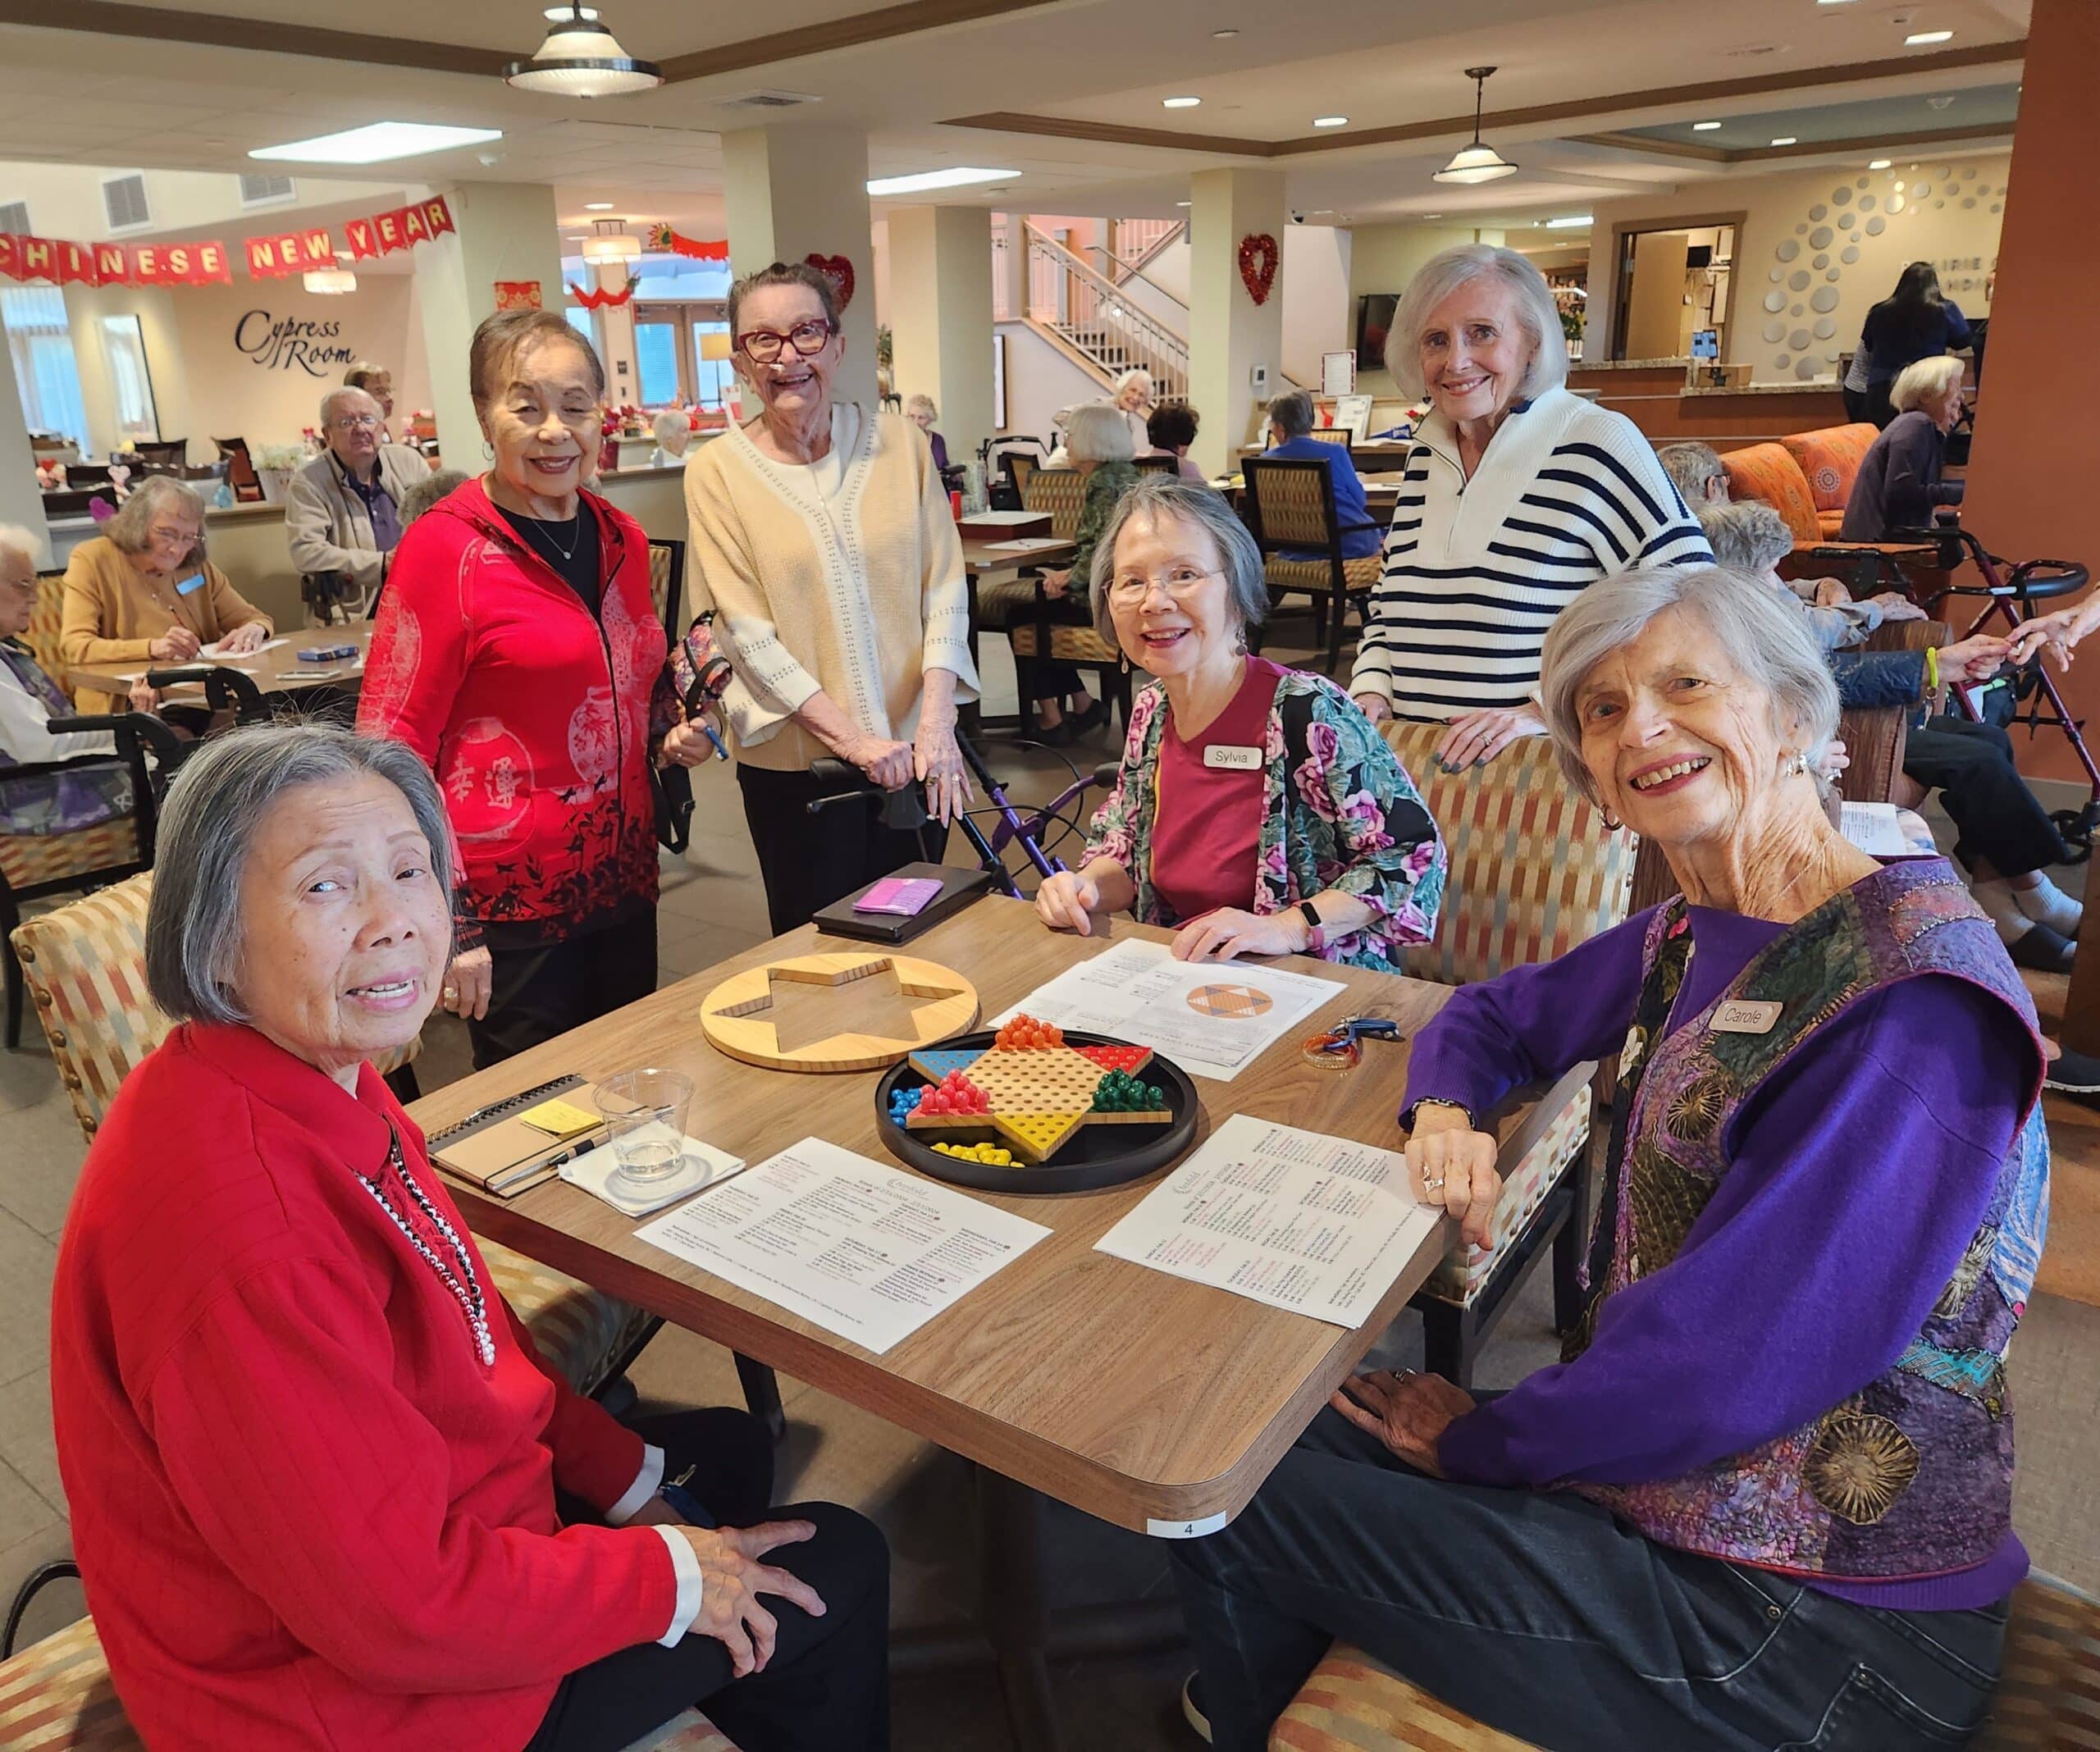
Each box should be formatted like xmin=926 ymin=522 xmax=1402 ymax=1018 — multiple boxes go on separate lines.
xmin=359 ymin=309 xmax=713 ymax=1067
xmin=51 ymin=723 xmax=889 ymax=1752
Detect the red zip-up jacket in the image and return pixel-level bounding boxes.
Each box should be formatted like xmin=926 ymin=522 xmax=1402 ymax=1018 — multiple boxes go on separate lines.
xmin=51 ymin=1024 xmax=673 ymax=1750
xmin=358 ymin=477 xmax=669 ymax=946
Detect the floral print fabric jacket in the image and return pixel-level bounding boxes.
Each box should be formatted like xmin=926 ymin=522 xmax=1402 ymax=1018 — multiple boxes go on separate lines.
xmin=1084 ymin=669 xmax=1446 ymax=971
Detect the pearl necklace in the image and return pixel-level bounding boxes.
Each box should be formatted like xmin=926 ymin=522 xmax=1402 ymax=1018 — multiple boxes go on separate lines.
xmin=359 ymin=1127 xmax=495 ymax=1367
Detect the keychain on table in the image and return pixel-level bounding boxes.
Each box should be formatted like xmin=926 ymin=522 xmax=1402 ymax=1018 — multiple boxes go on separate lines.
xmin=1302 ymin=1014 xmax=1404 ymax=1070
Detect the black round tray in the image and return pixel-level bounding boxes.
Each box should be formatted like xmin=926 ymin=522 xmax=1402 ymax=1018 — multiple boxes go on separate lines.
xmin=874 ymin=1029 xmax=1200 ymax=1194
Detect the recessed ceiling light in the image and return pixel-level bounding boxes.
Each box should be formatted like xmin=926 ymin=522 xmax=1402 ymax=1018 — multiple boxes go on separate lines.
xmin=249 ymin=121 xmax=504 ymax=164
xmin=1162 ymin=95 xmax=1202 ymax=108
xmin=1212 ymin=27 xmax=1238 ymax=38
xmin=1312 ymin=116 xmax=1349 ymax=128
xmin=1545 ymin=214 xmax=1592 ymax=229
xmin=584 ymin=201 xmax=614 ymax=210
xmin=1692 ymin=121 xmax=1723 ymax=130
xmin=1175 ymin=199 xmax=1191 ymax=208
xmin=1771 ymin=135 xmax=1798 ymax=146
xmin=1817 ymin=0 xmax=1856 ymax=7
xmin=1869 ymin=158 xmax=1892 ymax=169
xmin=865 ymin=166 xmax=1020 ymax=195
xmin=1906 ymin=28 xmax=1953 ymax=43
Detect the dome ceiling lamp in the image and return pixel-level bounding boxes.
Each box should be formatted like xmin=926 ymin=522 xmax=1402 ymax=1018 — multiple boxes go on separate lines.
xmin=581 ymin=217 xmax=641 ymax=263
xmin=1433 ymin=66 xmax=1519 ymax=185
xmin=504 ymin=4 xmax=663 ymax=98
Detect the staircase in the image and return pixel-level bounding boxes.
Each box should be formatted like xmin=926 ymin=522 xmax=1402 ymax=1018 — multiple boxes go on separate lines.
xmin=1020 ymin=221 xmax=1189 ymax=403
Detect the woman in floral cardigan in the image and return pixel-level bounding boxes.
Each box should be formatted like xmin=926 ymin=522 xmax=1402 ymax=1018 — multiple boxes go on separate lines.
xmin=1037 ymin=477 xmax=1445 ymax=972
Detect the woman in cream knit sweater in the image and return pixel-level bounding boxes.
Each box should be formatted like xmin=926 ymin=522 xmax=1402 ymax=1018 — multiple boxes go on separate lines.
xmin=686 ymin=260 xmax=979 ymax=932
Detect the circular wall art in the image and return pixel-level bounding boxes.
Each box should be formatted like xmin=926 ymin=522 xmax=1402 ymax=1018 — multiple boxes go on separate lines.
xmin=1769 ymin=267 xmax=1784 ymax=282
xmin=1796 ymin=358 xmax=1819 ymax=381
xmin=1790 ymin=327 xmax=1811 ymax=350
xmin=1764 ymin=290 xmax=1787 ymax=312
xmin=1990 ymin=203 xmax=2002 ymax=213
xmin=1889 ymin=195 xmax=1906 ymax=213
xmin=1810 ymin=285 xmax=1839 ymax=313
xmin=1962 ymin=197 xmax=1976 ymax=208
xmin=1775 ymin=354 xmax=1792 ymax=370
xmin=1764 ymin=319 xmax=1787 ymax=343
xmin=1792 ymin=303 xmax=1806 ymax=317
xmin=1776 ymin=238 xmax=1801 ymax=262
xmin=1962 ymin=165 xmax=1977 ymax=178
xmin=1933 ymin=199 xmax=1946 ymax=210
xmin=1810 ymin=203 xmax=1828 ymax=221
xmin=1865 ymin=216 xmax=1886 ymax=235
xmin=1938 ymin=165 xmax=1952 ymax=178
xmin=1814 ymin=253 xmax=1830 ymax=270
xmin=1856 ymin=176 xmax=1869 ymax=189
xmin=1826 ymin=268 xmax=1841 ymax=282
xmin=1833 ymin=186 xmax=1853 ymax=206
xmin=1810 ymin=226 xmax=1833 ymax=249
xmin=1789 ymin=269 xmax=1811 ymax=290
xmin=1814 ymin=317 xmax=1837 ymax=339
xmin=1858 ymin=194 xmax=1876 ymax=211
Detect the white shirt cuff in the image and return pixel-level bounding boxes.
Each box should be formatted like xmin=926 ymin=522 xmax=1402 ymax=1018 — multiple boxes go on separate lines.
xmin=605 ymin=1444 xmax=664 ymax=1526
xmin=651 ymin=1524 xmax=705 ymax=1646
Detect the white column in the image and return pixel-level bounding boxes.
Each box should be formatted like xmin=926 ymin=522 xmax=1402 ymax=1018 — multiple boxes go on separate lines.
xmin=592 ymin=261 xmax=641 ymax=407
xmin=721 ymin=125 xmax=879 ymax=409
xmin=886 ymin=204 xmax=995 ymax=459
xmin=1188 ymin=167 xmax=1286 ymax=477
xmin=0 ymin=342 xmax=52 ymax=564
xmin=412 ymin=183 xmax=566 ymax=467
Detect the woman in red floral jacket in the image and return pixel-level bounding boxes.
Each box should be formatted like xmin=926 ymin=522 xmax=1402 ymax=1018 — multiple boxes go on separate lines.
xmin=359 ymin=311 xmax=711 ymax=1065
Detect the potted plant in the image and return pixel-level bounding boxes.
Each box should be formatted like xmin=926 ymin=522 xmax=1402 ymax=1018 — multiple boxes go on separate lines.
xmin=254 ymin=443 xmax=305 ymax=504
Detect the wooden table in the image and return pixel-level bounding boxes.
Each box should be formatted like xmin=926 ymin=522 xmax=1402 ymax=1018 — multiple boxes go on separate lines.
xmin=1239 ymin=439 xmax=1418 ymax=472
xmin=67 ymin=622 xmax=374 ymax=700
xmin=416 ymin=899 xmax=1583 ymax=1746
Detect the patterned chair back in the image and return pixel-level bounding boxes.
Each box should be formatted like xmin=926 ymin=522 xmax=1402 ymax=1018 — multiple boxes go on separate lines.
xmin=1719 ymin=442 xmax=1823 ymax=545
xmin=646 ymin=538 xmax=686 ymax=643
xmin=10 ymin=873 xmax=416 ymax=1142
xmin=1303 ymin=427 xmax=1354 ymax=446
xmin=1019 ymin=467 xmax=1088 ymax=541
xmin=1781 ymin=422 xmax=1880 ymax=516
xmin=27 ymin=572 xmax=68 ymax=703
xmin=1381 ymin=721 xmax=1637 ymax=988
xmin=1244 ymin=458 xmax=1338 ymax=553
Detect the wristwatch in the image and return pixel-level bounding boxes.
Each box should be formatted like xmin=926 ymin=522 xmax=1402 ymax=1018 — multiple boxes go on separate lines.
xmin=1296 ymin=901 xmax=1325 ymax=951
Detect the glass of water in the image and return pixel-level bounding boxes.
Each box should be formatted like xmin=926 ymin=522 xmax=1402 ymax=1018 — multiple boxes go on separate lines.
xmin=595 ymin=1069 xmax=695 ymax=1185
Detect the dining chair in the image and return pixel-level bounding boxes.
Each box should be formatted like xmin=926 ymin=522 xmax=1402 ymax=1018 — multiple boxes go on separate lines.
xmin=1240 ymin=456 xmax=1382 ymax=675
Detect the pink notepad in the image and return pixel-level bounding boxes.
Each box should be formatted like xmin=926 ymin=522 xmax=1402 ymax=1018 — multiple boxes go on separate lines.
xmin=855 ymin=876 xmax=944 ymax=915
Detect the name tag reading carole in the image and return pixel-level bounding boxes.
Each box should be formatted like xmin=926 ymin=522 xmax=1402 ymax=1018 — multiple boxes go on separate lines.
xmin=1711 ymin=1000 xmax=1783 ymax=1035
xmin=1203 ymin=745 xmax=1263 ymax=771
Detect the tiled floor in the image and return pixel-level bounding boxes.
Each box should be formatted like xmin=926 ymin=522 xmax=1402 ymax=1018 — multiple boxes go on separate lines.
xmin=6 ymin=620 xmax=2100 ymax=1750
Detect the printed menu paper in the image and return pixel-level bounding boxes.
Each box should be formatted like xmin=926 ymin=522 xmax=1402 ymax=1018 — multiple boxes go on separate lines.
xmin=634 ymin=1138 xmax=1050 ymax=1354
xmin=995 ymin=937 xmax=1344 ymax=1082
xmin=1093 ymin=1115 xmax=1441 ymax=1329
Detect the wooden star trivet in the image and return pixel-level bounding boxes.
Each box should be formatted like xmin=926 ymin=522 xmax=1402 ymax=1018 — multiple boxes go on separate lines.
xmin=701 ymin=952 xmax=979 ymax=1073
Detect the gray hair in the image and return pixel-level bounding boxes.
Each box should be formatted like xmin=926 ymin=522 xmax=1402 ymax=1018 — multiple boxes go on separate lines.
xmin=319 ymin=385 xmax=379 ymax=429
xmin=1267 ymin=390 xmax=1315 ymax=440
xmin=1089 ymin=476 xmax=1267 ymax=644
xmin=1112 ymin=368 xmax=1154 ymax=405
xmin=1386 ymin=244 xmax=1568 ymax=402
xmin=1539 ymin=563 xmax=1839 ymax=804
xmin=398 ymin=469 xmax=468 ymax=527
xmin=1698 ymin=501 xmax=1792 ymax=575
xmin=0 ymin=522 xmax=39 ymax=568
xmin=1656 ymin=442 xmax=1727 ymax=508
xmin=1066 ymin=401 xmax=1136 ymax=466
xmin=1892 ymin=354 xmax=1964 ymax=414
xmin=102 ymin=473 xmax=207 ymax=559
xmin=904 ymin=393 xmax=938 ymax=421
xmin=146 ymin=723 xmax=453 ymax=1026
xmin=651 ymin=409 xmax=689 ymax=449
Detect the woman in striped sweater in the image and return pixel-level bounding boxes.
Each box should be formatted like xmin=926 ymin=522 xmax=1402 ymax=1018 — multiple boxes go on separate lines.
xmin=1350 ymin=245 xmax=1710 ymax=769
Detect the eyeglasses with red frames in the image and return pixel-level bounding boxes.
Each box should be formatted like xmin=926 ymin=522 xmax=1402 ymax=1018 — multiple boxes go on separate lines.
xmin=736 ymin=318 xmax=836 ymax=363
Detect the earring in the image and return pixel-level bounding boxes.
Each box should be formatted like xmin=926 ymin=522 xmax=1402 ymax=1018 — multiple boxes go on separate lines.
xmin=1787 ymin=751 xmax=1810 ymax=776
xmin=482 ymin=441 xmax=495 ymax=461
xmin=1602 ymin=809 xmax=1623 ymax=832
xmin=1120 ymin=652 xmax=1131 ymax=674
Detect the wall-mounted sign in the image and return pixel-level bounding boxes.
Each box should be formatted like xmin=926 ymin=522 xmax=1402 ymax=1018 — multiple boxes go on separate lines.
xmin=235 ymin=308 xmax=355 ymax=375
xmin=495 ymin=281 xmax=545 ymax=310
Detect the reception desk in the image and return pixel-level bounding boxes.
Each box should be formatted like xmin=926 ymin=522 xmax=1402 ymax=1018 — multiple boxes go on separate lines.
xmin=1568 ymin=360 xmax=1846 ymax=449
xmin=43 ymin=463 xmax=696 ymax=632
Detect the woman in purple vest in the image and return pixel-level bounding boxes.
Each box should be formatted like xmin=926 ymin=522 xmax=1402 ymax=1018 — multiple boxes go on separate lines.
xmin=1171 ymin=563 xmax=2046 ymax=1751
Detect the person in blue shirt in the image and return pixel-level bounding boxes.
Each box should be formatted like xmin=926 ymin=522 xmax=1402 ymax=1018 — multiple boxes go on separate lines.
xmin=1856 ymin=262 xmax=1970 ymax=428
xmin=1260 ymin=390 xmax=1382 ymax=560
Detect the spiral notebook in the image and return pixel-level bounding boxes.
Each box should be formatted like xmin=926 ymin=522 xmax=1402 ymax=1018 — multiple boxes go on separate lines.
xmin=429 ymin=1074 xmax=609 ymax=1198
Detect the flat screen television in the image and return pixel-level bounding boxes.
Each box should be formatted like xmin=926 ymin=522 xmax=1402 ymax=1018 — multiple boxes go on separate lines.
xmin=1356 ymin=294 xmax=1398 ymax=371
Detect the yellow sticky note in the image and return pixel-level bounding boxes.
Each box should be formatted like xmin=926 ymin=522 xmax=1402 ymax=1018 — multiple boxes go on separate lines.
xmin=518 ymin=1097 xmax=600 ymax=1140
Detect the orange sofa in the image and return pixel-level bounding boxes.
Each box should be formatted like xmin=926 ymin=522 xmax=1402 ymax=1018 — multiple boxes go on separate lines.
xmin=1781 ymin=422 xmax=1880 ymax=538
xmin=1719 ymin=427 xmax=1941 ymax=595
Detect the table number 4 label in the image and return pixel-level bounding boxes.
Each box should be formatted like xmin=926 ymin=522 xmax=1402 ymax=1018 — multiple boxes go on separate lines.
xmin=1147 ymin=1512 xmax=1229 ymax=1540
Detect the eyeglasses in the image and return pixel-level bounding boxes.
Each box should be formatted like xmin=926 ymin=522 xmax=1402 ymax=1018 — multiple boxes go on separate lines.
xmin=737 ymin=319 xmax=835 ymax=363
xmin=331 ymin=414 xmax=381 ymax=432
xmin=1106 ymin=566 xmax=1221 ymax=605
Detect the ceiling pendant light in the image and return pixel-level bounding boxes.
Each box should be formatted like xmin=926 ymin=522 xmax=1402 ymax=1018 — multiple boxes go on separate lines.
xmin=504 ymin=3 xmax=663 ymax=98
xmin=304 ymin=268 xmax=358 ymax=294
xmin=580 ymin=217 xmax=641 ymax=263
xmin=1433 ymin=66 xmax=1518 ymax=185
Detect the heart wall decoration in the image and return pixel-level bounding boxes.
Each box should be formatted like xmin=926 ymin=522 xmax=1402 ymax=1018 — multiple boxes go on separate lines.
xmin=805 ymin=253 xmax=856 ymax=310
xmin=1237 ymin=233 xmax=1279 ymax=306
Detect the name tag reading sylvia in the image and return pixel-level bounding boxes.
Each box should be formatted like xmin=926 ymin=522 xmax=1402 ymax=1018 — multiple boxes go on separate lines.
xmin=1711 ymin=999 xmax=1783 ymax=1035
xmin=1203 ymin=745 xmax=1263 ymax=771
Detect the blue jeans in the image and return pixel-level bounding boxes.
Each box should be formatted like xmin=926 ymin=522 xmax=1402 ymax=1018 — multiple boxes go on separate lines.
xmin=1170 ymin=1408 xmax=2008 ymax=1750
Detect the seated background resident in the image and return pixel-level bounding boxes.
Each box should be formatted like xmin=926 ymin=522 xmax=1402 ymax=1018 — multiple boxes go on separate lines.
xmin=1172 ymin=564 xmax=2043 ymax=1750
xmin=397 ymin=468 xmax=469 ymax=530
xmin=651 ymin=408 xmax=695 ymax=471
xmin=344 ymin=359 xmax=398 ymax=442
xmin=902 ymin=393 xmax=966 ymax=494
xmin=1839 ymin=355 xmax=1968 ymax=541
xmin=1699 ymin=500 xmax=1920 ymax=650
xmin=1037 ymin=477 xmax=1445 ymax=970
xmin=1260 ymin=390 xmax=1381 ymax=561
xmin=1655 ymin=440 xmax=1728 ymax=512
xmin=51 ymin=721 xmax=891 ymax=1752
xmin=1147 ymin=404 xmax=1205 ymax=481
xmin=285 ymin=386 xmax=432 ymax=617
xmin=60 ymin=474 xmax=272 ymax=718
xmin=0 ymin=522 xmax=156 ymax=835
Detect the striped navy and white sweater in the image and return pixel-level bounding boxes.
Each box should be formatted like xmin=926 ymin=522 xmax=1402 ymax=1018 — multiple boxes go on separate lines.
xmin=1349 ymin=387 xmax=1712 ymax=721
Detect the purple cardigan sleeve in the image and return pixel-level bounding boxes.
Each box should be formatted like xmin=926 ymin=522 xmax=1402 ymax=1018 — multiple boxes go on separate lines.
xmin=1438 ymin=974 xmax=2036 ymax=1488
xmin=1401 ymin=908 xmax=1657 ymax=1123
